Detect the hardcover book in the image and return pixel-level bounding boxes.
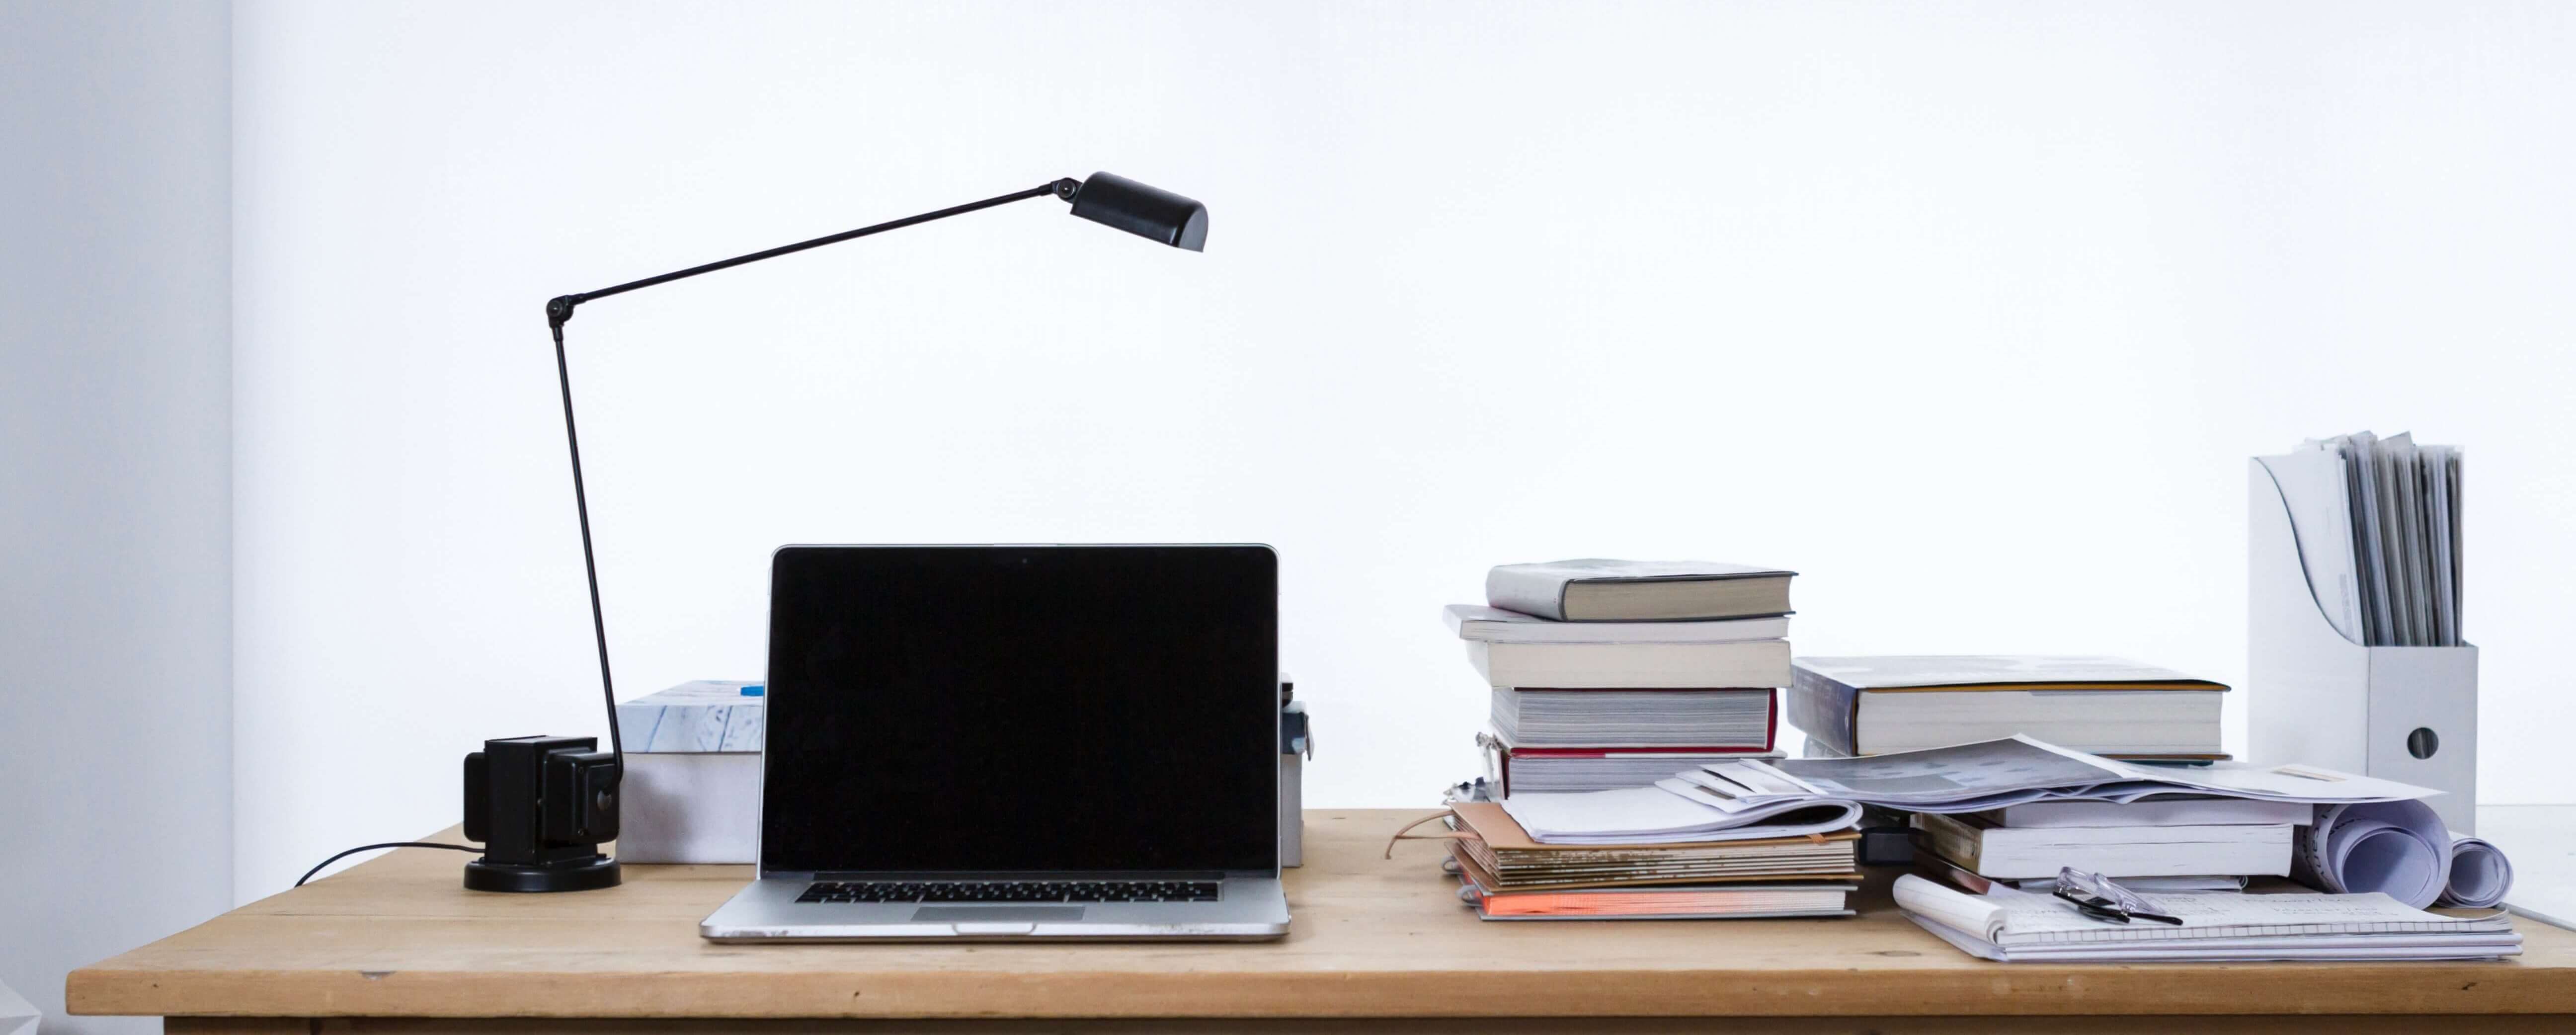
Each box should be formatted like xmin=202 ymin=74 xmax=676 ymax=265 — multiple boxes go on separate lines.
xmin=1485 ymin=559 xmax=1795 ymax=622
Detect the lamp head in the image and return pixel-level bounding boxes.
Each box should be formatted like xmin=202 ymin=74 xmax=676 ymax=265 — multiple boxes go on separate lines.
xmin=1061 ymin=172 xmax=1208 ymax=252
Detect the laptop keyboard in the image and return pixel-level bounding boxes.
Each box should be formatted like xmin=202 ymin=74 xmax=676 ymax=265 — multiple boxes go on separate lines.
xmin=798 ymin=879 xmax=1220 ymax=903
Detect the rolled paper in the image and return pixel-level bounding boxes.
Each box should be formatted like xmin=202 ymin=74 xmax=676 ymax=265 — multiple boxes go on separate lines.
xmin=2292 ymin=799 xmax=2451 ymax=908
xmin=2437 ymin=832 xmax=2514 ymax=909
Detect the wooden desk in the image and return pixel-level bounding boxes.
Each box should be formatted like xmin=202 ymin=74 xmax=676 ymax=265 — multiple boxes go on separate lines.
xmin=70 ymin=810 xmax=2576 ymax=1034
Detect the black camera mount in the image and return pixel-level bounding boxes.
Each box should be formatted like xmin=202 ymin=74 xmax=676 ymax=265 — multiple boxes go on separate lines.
xmin=462 ymin=735 xmax=622 ymax=892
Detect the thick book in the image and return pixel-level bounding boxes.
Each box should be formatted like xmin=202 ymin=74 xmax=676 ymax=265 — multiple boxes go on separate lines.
xmin=1468 ymin=639 xmax=1793 ymax=689
xmin=1788 ymin=655 xmax=2226 ymax=757
xmin=1444 ymin=604 xmax=1789 ymax=644
xmin=1984 ymin=796 xmax=2312 ymax=829
xmin=1488 ymin=688 xmax=1775 ymax=749
xmin=1480 ymin=733 xmax=1780 ymax=795
xmin=1450 ymin=846 xmax=1853 ymax=920
xmin=1910 ymin=810 xmax=2292 ymax=880
xmin=1485 ymin=559 xmax=1795 ymax=621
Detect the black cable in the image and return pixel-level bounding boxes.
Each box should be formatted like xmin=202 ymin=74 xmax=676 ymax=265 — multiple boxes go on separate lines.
xmin=295 ymin=841 xmax=481 ymax=887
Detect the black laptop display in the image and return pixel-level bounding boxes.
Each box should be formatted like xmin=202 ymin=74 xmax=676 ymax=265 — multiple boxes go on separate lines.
xmin=760 ymin=545 xmax=1279 ymax=875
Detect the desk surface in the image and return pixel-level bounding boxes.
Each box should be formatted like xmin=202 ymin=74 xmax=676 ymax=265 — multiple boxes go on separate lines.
xmin=69 ymin=810 xmax=2576 ymax=1023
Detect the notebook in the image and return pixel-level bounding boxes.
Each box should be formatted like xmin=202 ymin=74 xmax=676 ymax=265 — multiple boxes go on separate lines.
xmin=1893 ymin=875 xmax=2520 ymax=962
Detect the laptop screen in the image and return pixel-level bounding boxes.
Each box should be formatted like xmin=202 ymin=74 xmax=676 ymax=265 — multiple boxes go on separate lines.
xmin=760 ymin=545 xmax=1279 ymax=875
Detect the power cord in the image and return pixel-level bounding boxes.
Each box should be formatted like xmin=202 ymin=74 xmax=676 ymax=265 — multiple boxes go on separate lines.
xmin=295 ymin=841 xmax=482 ymax=887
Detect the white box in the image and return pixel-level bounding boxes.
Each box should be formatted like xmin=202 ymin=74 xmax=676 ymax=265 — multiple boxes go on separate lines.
xmin=2249 ymin=461 xmax=2478 ymax=833
xmin=616 ymin=680 xmax=764 ymax=864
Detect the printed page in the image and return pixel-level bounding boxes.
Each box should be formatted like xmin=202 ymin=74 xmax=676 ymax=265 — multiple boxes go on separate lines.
xmin=1774 ymin=737 xmax=2129 ymax=803
xmin=2118 ymin=759 xmax=2439 ymax=803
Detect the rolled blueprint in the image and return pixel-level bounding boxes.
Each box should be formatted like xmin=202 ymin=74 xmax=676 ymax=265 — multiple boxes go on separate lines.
xmin=2292 ymin=800 xmax=2451 ymax=909
xmin=2437 ymin=832 xmax=2514 ymax=909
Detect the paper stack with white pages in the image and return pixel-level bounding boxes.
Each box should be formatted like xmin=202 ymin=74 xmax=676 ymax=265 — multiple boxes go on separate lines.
xmin=1498 ymin=735 xmax=2423 ymax=847
xmin=2258 ymin=431 xmax=2464 ymax=646
xmin=1893 ymin=875 xmax=2519 ymax=962
xmin=1671 ymin=736 xmax=2443 ymax=816
xmin=1500 ymin=784 xmax=1862 ymax=845
xmin=1501 ymin=737 xmax=2511 ymax=908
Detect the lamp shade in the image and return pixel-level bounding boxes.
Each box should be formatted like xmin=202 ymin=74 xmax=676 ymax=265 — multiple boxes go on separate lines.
xmin=1067 ymin=172 xmax=1208 ymax=251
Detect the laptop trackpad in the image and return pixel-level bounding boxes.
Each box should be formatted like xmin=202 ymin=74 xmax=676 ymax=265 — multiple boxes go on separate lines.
xmin=910 ymin=906 xmax=1086 ymax=924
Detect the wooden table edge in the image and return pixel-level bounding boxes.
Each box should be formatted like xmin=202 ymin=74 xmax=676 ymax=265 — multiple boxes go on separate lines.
xmin=64 ymin=811 xmax=2576 ymax=1021
xmin=67 ymin=962 xmax=2576 ymax=1019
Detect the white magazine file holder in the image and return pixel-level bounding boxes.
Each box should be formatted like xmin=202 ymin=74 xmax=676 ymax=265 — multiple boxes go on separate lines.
xmin=2249 ymin=460 xmax=2478 ymax=833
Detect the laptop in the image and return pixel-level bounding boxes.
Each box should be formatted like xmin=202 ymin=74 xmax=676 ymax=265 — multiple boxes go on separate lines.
xmin=700 ymin=544 xmax=1291 ymax=942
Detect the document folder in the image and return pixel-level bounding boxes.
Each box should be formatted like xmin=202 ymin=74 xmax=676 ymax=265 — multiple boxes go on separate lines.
xmin=2249 ymin=459 xmax=2477 ymax=832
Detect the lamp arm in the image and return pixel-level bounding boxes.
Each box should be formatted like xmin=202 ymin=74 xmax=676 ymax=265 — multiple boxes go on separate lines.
xmin=541 ymin=177 xmax=1079 ymax=763
xmin=547 ymin=179 xmax=1076 ymax=329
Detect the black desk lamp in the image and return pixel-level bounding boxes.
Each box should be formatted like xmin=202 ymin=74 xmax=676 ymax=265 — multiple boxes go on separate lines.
xmin=460 ymin=173 xmax=1208 ymax=892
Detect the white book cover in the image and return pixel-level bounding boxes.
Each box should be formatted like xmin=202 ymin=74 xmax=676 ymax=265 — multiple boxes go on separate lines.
xmin=1795 ymin=655 xmax=2223 ymax=690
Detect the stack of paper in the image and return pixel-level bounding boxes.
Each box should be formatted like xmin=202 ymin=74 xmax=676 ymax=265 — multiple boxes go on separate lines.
xmin=1679 ymin=738 xmax=2527 ymax=908
xmin=1669 ymin=736 xmax=2441 ymax=817
xmin=1894 ymin=875 xmax=2520 ymax=962
xmin=1500 ymin=785 xmax=1861 ymax=845
xmin=1490 ymin=688 xmax=1773 ymax=747
xmin=1442 ymin=801 xmax=1859 ymax=921
xmin=1449 ymin=802 xmax=1857 ymax=888
xmin=2260 ymin=431 xmax=2464 ymax=645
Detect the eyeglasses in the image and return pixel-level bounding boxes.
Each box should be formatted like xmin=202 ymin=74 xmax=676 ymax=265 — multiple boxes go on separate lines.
xmin=2052 ymin=868 xmax=2184 ymax=925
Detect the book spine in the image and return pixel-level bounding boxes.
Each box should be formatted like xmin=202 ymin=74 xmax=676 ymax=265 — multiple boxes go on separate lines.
xmin=1911 ymin=812 xmax=1988 ymax=875
xmin=1485 ymin=566 xmax=1571 ymax=621
xmin=1786 ymin=667 xmax=1859 ymax=755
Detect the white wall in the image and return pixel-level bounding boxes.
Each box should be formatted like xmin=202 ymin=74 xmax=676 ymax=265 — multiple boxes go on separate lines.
xmin=0 ymin=2 xmax=232 ymax=1031
xmin=233 ymin=0 xmax=2576 ymax=895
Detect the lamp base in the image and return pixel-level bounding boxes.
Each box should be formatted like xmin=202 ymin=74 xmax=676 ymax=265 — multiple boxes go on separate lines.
xmin=463 ymin=855 xmax=622 ymax=893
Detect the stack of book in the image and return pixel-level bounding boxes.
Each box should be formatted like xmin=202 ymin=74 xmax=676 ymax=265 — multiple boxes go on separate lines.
xmin=1787 ymin=655 xmax=2229 ymax=760
xmin=1444 ymin=800 xmax=1859 ymax=920
xmin=1446 ymin=559 xmax=1799 ymax=796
